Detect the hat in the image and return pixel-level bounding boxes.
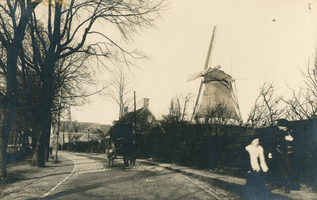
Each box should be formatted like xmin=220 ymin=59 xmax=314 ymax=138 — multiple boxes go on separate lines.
xmin=248 ymin=134 xmax=260 ymax=144
xmin=277 ymin=126 xmax=288 ymax=131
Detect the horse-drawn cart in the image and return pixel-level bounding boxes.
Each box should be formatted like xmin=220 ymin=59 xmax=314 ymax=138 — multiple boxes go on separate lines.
xmin=106 ymin=124 xmax=136 ymax=166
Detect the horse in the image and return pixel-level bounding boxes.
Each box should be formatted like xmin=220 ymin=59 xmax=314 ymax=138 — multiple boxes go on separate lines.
xmin=123 ymin=144 xmax=136 ymax=167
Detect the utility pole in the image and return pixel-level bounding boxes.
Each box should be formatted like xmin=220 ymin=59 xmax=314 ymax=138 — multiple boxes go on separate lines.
xmin=63 ymin=104 xmax=70 ymax=150
xmin=133 ymin=91 xmax=137 ymax=165
xmin=134 ymin=91 xmax=137 ymax=136
xmin=62 ymin=123 xmax=65 ymax=150
xmin=88 ymin=129 xmax=90 ymax=153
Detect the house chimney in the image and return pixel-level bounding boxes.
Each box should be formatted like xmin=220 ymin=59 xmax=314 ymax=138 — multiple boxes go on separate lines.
xmin=143 ymin=98 xmax=149 ymax=108
xmin=124 ymin=107 xmax=128 ymax=114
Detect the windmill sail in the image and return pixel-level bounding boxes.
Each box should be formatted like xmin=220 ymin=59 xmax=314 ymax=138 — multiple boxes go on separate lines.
xmin=187 ymin=70 xmax=205 ymax=82
xmin=195 ymin=68 xmax=241 ymax=121
xmin=191 ymin=26 xmax=217 ymax=120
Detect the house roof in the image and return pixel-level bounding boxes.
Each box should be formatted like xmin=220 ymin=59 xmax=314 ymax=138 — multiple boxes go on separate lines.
xmin=100 ymin=124 xmax=111 ymax=133
xmin=57 ymin=121 xmax=111 ymax=133
xmin=117 ymin=107 xmax=155 ymax=125
xmin=118 ymin=108 xmax=143 ymax=124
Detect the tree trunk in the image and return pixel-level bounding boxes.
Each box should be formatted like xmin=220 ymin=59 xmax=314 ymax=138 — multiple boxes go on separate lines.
xmin=0 ymin=49 xmax=19 ymax=180
xmin=45 ymin=135 xmax=50 ymax=161
xmin=0 ymin=130 xmax=8 ymax=181
xmin=31 ymin=129 xmax=47 ymax=167
xmin=45 ymin=140 xmax=49 ymax=161
xmin=30 ymin=101 xmax=50 ymax=167
xmin=54 ymin=133 xmax=59 ymax=163
xmin=31 ymin=66 xmax=54 ymax=167
xmin=31 ymin=123 xmax=48 ymax=167
xmin=31 ymin=140 xmax=39 ymax=166
xmin=21 ymin=132 xmax=26 ymax=155
xmin=45 ymin=114 xmax=52 ymax=161
xmin=38 ymin=132 xmax=47 ymax=167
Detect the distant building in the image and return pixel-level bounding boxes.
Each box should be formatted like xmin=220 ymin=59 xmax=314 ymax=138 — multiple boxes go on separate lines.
xmin=50 ymin=121 xmax=111 ymax=150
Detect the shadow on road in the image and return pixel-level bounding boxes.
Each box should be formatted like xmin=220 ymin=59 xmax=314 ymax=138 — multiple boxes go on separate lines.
xmin=39 ymin=168 xmax=176 ymax=200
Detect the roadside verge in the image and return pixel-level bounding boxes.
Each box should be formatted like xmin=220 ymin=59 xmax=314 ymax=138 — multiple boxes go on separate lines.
xmin=0 ymin=152 xmax=75 ymax=200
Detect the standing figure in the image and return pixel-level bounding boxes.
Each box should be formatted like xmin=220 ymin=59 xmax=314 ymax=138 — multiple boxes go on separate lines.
xmin=107 ymin=149 xmax=115 ymax=166
xmin=276 ymin=125 xmax=296 ymax=194
xmin=242 ymin=136 xmax=269 ymax=200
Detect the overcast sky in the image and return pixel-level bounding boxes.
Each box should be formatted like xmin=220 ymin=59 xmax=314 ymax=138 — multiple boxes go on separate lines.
xmin=71 ymin=0 xmax=317 ymax=125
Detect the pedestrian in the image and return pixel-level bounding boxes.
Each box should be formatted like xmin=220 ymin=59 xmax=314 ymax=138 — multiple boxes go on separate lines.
xmin=107 ymin=148 xmax=115 ymax=166
xmin=275 ymin=124 xmax=297 ymax=194
xmin=242 ymin=135 xmax=270 ymax=200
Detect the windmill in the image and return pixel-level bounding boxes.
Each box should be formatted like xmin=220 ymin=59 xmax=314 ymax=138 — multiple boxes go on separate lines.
xmin=188 ymin=26 xmax=243 ymax=123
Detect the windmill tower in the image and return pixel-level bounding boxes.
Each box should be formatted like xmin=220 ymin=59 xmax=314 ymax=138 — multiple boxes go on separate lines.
xmin=188 ymin=26 xmax=243 ymax=123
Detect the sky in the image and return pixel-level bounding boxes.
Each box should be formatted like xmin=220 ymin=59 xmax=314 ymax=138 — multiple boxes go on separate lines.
xmin=71 ymin=0 xmax=317 ymax=125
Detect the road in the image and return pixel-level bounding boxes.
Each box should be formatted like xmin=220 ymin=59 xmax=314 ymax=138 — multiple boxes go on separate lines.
xmin=42 ymin=151 xmax=240 ymax=200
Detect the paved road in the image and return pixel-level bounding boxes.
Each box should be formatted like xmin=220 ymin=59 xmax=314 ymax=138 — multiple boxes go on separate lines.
xmin=42 ymin=152 xmax=239 ymax=200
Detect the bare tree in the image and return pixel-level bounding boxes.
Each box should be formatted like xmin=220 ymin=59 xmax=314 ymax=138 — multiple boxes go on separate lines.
xmin=0 ymin=0 xmax=165 ymax=172
xmin=284 ymin=89 xmax=317 ymax=121
xmin=202 ymin=102 xmax=239 ymax=125
xmin=108 ymin=66 xmax=134 ymax=119
xmin=284 ymin=52 xmax=317 ymax=120
xmin=164 ymin=93 xmax=193 ymax=122
xmin=247 ymin=82 xmax=285 ymax=127
xmin=0 ymin=0 xmax=43 ymax=180
xmin=20 ymin=21 xmax=101 ymax=165
xmin=247 ymin=94 xmax=266 ymax=128
xmin=23 ymin=0 xmax=165 ymax=167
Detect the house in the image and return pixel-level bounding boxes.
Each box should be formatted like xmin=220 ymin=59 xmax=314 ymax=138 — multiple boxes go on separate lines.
xmin=106 ymin=98 xmax=157 ymax=158
xmin=108 ymin=98 xmax=156 ymax=135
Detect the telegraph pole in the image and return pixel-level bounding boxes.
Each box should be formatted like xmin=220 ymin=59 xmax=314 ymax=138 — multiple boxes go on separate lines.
xmin=88 ymin=129 xmax=90 ymax=153
xmin=133 ymin=91 xmax=137 ymax=165
xmin=134 ymin=91 xmax=136 ymax=136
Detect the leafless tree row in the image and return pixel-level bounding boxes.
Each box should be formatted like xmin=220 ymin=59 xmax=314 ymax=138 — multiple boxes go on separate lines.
xmin=247 ymin=52 xmax=317 ymax=128
xmin=0 ymin=0 xmax=166 ymax=180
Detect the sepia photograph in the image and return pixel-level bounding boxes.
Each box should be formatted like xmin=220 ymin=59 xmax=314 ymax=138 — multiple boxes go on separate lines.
xmin=0 ymin=0 xmax=317 ymax=199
